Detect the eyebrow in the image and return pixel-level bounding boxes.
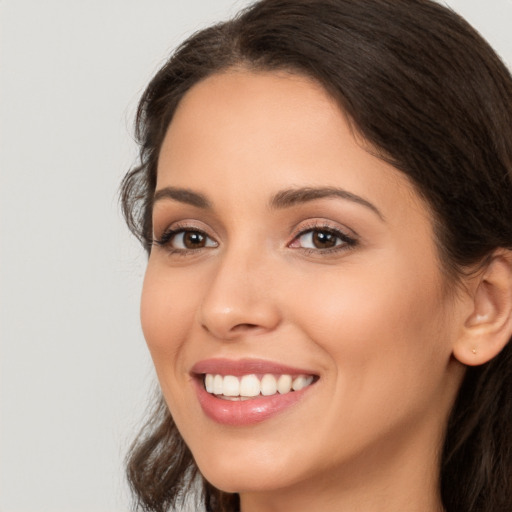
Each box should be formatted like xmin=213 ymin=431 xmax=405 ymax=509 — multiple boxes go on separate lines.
xmin=153 ymin=187 xmax=211 ymax=209
xmin=152 ymin=185 xmax=383 ymax=220
xmin=270 ymin=186 xmax=384 ymax=220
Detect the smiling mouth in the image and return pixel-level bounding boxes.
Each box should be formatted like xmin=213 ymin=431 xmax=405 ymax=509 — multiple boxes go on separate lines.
xmin=192 ymin=360 xmax=319 ymax=425
xmin=203 ymin=373 xmax=316 ymax=400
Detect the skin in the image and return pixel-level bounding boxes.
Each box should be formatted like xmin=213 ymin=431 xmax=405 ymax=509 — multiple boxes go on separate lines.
xmin=141 ymin=70 xmax=469 ymax=512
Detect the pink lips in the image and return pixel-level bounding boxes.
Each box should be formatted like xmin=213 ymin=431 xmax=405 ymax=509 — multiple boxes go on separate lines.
xmin=191 ymin=358 xmax=317 ymax=426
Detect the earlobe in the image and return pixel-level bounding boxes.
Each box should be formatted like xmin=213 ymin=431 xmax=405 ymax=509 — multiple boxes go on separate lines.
xmin=453 ymin=250 xmax=512 ymax=366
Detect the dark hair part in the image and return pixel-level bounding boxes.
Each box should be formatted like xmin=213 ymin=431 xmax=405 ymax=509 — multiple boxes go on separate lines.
xmin=121 ymin=1 xmax=512 ymax=511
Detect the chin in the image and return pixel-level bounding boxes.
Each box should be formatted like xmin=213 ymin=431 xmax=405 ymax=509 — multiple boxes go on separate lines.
xmin=191 ymin=440 xmax=305 ymax=494
xmin=200 ymin=466 xmax=294 ymax=495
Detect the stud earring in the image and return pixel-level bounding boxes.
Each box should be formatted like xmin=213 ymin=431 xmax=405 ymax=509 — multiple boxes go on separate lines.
xmin=472 ymin=348 xmax=477 ymax=355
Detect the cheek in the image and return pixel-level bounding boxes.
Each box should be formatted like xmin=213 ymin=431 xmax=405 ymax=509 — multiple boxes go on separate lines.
xmin=140 ymin=264 xmax=197 ymax=368
xmin=278 ymin=259 xmax=454 ymax=457
xmin=287 ymin=253 xmax=450 ymax=388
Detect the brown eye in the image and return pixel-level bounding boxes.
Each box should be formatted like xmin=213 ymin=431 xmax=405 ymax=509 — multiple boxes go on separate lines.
xmin=311 ymin=230 xmax=338 ymax=249
xmin=295 ymin=229 xmax=343 ymax=250
xmin=155 ymin=228 xmax=218 ymax=251
xmin=289 ymin=227 xmax=357 ymax=253
xmin=182 ymin=231 xmax=207 ymax=249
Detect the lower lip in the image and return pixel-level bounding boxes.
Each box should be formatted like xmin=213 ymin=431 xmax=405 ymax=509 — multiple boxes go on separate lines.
xmin=193 ymin=378 xmax=314 ymax=426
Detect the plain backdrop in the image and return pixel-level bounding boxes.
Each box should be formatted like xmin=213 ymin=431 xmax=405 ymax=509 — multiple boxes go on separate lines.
xmin=1 ymin=1 xmax=511 ymax=511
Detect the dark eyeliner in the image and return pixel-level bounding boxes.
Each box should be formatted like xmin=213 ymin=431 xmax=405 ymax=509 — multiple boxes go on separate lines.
xmin=153 ymin=227 xmax=179 ymax=247
xmin=291 ymin=222 xmax=359 ymax=253
xmin=152 ymin=223 xmax=218 ymax=257
xmin=296 ymin=226 xmax=357 ymax=245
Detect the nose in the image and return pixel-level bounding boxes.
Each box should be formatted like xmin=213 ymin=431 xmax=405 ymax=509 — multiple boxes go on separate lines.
xmin=198 ymin=249 xmax=281 ymax=341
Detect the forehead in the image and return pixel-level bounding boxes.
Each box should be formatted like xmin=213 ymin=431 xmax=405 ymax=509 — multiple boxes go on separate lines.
xmin=160 ymin=69 xmax=342 ymax=170
xmin=157 ymin=69 xmax=426 ymax=220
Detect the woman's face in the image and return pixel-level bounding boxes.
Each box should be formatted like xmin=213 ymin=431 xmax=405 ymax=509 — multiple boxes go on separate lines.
xmin=141 ymin=70 xmax=466 ymax=501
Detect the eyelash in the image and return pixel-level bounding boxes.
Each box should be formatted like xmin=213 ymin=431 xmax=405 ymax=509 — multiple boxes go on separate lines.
xmin=152 ymin=222 xmax=358 ymax=256
xmin=290 ymin=222 xmax=358 ymax=255
xmin=152 ymin=224 xmax=217 ymax=255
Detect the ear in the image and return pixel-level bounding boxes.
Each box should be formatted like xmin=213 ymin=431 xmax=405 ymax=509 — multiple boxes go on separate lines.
xmin=453 ymin=250 xmax=512 ymax=366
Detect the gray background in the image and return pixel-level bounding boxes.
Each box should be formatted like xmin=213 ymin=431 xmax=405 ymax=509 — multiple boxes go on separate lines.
xmin=1 ymin=1 xmax=511 ymax=511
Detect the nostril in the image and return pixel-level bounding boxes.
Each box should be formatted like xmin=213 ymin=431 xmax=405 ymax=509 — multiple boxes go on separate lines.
xmin=201 ymin=321 xmax=264 ymax=339
xmin=201 ymin=322 xmax=258 ymax=332
xmin=232 ymin=323 xmax=260 ymax=331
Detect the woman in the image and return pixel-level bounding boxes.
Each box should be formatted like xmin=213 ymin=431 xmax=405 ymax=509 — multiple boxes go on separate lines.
xmin=120 ymin=1 xmax=512 ymax=511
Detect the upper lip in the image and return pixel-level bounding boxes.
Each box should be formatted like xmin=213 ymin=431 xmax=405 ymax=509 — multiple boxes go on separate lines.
xmin=191 ymin=358 xmax=318 ymax=377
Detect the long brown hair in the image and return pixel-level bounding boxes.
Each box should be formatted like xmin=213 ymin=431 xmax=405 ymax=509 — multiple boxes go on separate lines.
xmin=121 ymin=1 xmax=512 ymax=510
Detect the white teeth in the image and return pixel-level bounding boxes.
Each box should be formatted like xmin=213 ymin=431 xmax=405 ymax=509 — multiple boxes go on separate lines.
xmin=205 ymin=373 xmax=214 ymax=393
xmin=222 ymin=375 xmax=240 ymax=397
xmin=240 ymin=374 xmax=261 ymax=397
xmin=292 ymin=375 xmax=314 ymax=391
xmin=277 ymin=374 xmax=292 ymax=394
xmin=292 ymin=375 xmax=307 ymax=391
xmin=260 ymin=374 xmax=277 ymax=396
xmin=203 ymin=373 xmax=315 ymax=398
xmin=213 ymin=374 xmax=223 ymax=395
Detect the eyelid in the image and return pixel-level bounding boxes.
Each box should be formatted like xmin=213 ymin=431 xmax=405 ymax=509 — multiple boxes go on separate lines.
xmin=288 ymin=220 xmax=358 ymax=252
xmin=290 ymin=219 xmax=357 ymax=239
xmin=153 ymin=217 xmax=217 ymax=239
xmin=152 ymin=220 xmax=219 ymax=250
xmin=151 ymin=218 xmax=357 ymax=255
